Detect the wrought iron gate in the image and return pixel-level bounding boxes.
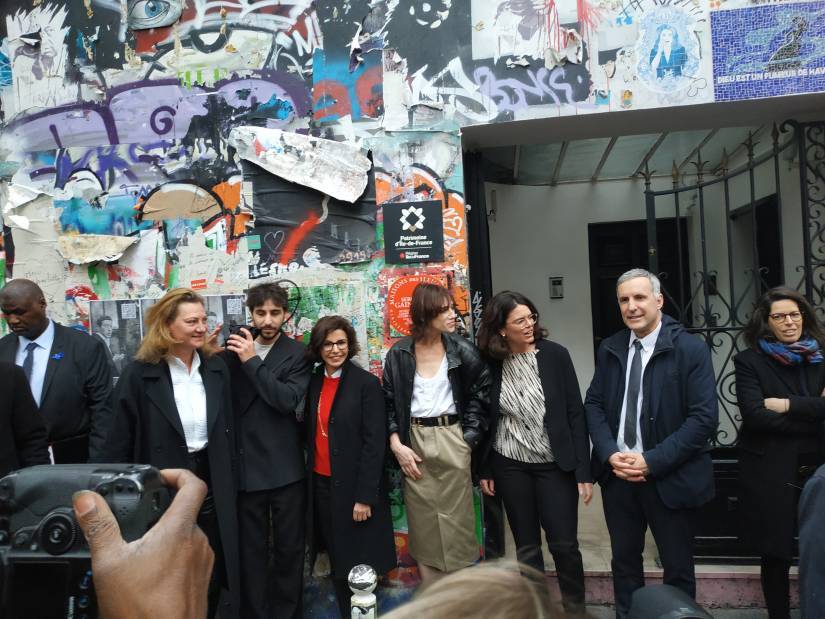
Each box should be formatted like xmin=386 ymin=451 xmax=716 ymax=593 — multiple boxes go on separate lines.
xmin=644 ymin=120 xmax=825 ymax=560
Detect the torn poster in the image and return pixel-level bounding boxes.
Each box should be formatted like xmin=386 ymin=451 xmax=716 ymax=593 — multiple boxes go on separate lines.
xmin=229 ymin=126 xmax=372 ymax=203
xmin=7 ymin=194 xmax=72 ymax=324
xmin=110 ymin=228 xmax=167 ymax=297
xmin=243 ymin=161 xmax=376 ymax=276
xmin=56 ymin=234 xmax=138 ymax=264
xmin=544 ymin=28 xmax=584 ymax=68
xmin=2 ymin=182 xmax=43 ymax=214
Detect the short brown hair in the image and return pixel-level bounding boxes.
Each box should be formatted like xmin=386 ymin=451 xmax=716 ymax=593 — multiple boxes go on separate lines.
xmin=410 ymin=283 xmax=452 ymax=340
xmin=136 ymin=288 xmax=219 ymax=363
xmin=307 ymin=315 xmax=360 ymax=363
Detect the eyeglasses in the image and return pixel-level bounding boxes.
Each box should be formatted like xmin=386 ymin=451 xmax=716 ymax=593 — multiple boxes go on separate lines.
xmin=768 ymin=311 xmax=803 ymax=323
xmin=322 ymin=339 xmax=348 ymax=351
xmin=509 ymin=313 xmax=538 ymax=328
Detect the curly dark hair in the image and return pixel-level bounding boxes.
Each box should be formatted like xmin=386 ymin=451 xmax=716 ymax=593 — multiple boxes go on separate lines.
xmin=410 ymin=283 xmax=453 ymax=340
xmin=246 ymin=282 xmax=289 ymax=312
xmin=743 ymin=286 xmax=825 ymax=349
xmin=307 ymin=315 xmax=360 ymax=363
xmin=476 ymin=291 xmax=548 ymax=360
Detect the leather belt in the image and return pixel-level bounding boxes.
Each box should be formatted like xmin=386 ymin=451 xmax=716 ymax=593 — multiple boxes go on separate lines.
xmin=411 ymin=414 xmax=459 ymax=427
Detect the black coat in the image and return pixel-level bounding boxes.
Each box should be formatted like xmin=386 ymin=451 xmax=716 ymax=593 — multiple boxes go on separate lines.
xmin=734 ymin=348 xmax=825 ymax=559
xmin=306 ymin=361 xmax=396 ymax=577
xmin=99 ymin=354 xmax=240 ymax=608
xmin=0 ymin=323 xmax=113 ymax=463
xmin=383 ymin=332 xmax=491 ymax=448
xmin=584 ymin=315 xmax=718 ymax=509
xmin=220 ymin=335 xmax=311 ymax=492
xmin=480 ymin=339 xmax=592 ymax=482
xmin=0 ymin=362 xmax=50 ymax=478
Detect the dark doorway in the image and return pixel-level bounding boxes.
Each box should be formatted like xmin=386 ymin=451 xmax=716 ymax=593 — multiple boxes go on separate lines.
xmin=730 ymin=194 xmax=783 ymax=292
xmin=588 ymin=218 xmax=691 ymax=357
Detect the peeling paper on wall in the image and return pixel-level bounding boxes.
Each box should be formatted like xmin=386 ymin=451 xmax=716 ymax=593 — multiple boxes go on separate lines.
xmin=7 ymin=194 xmax=71 ymax=324
xmin=57 ymin=234 xmax=138 ymax=264
xmin=229 ymin=127 xmax=371 ymax=203
xmin=1 ymin=183 xmax=44 ymax=214
xmin=544 ymin=29 xmax=584 ymax=69
xmin=382 ymin=50 xmax=411 ymax=131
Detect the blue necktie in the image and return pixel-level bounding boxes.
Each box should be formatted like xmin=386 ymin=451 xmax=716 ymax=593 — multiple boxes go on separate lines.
xmin=22 ymin=341 xmax=39 ymax=384
xmin=624 ymin=340 xmax=643 ymax=449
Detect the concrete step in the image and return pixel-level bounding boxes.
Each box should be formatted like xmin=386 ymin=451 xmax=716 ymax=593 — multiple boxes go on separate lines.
xmin=544 ymin=566 xmax=797 ymax=609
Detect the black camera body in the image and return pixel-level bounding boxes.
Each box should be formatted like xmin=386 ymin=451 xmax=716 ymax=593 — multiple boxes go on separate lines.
xmin=0 ymin=464 xmax=170 ymax=619
xmin=228 ymin=323 xmax=261 ymax=339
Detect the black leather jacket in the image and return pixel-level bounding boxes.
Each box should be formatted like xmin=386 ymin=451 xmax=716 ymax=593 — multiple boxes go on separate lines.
xmin=383 ymin=332 xmax=491 ymax=449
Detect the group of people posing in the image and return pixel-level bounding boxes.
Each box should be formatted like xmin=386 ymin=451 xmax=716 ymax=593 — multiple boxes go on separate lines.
xmin=1 ymin=267 xmax=823 ymax=619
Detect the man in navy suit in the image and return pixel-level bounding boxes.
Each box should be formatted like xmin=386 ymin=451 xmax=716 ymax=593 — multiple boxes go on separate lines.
xmin=584 ymin=269 xmax=718 ymax=619
xmin=0 ymin=279 xmax=113 ymax=463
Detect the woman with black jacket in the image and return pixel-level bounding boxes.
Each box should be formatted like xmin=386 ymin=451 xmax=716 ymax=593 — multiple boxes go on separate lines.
xmin=477 ymin=291 xmax=592 ymax=615
xmin=734 ymin=286 xmax=825 ymax=619
xmin=305 ymin=316 xmax=396 ymax=617
xmin=101 ymin=288 xmax=240 ymax=619
xmin=383 ymin=282 xmax=491 ymax=585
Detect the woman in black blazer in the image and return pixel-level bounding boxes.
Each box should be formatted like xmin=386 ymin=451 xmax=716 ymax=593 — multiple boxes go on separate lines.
xmin=734 ymin=286 xmax=825 ymax=619
xmin=0 ymin=361 xmax=50 ymax=477
xmin=477 ymin=291 xmax=592 ymax=615
xmin=101 ymin=289 xmax=239 ymax=619
xmin=305 ymin=316 xmax=396 ymax=617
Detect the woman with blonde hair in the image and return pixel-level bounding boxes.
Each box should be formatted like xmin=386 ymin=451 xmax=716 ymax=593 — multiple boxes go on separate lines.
xmin=101 ymin=288 xmax=240 ymax=618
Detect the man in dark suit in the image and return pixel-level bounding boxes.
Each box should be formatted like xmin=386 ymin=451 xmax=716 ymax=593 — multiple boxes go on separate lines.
xmin=94 ymin=314 xmax=126 ymax=377
xmin=0 ymin=279 xmax=113 ymax=463
xmin=584 ymin=268 xmax=718 ymax=619
xmin=0 ymin=361 xmax=51 ymax=477
xmin=222 ymin=282 xmax=311 ymax=619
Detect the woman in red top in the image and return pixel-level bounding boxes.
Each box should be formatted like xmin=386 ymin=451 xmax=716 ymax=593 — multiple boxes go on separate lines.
xmin=305 ymin=316 xmax=397 ymax=617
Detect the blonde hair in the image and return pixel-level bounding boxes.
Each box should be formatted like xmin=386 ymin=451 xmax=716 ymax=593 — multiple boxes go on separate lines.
xmin=383 ymin=561 xmax=560 ymax=619
xmin=135 ymin=288 xmax=219 ymax=364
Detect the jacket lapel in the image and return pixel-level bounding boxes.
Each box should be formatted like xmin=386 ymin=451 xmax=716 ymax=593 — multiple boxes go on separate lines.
xmin=41 ymin=325 xmax=66 ymax=403
xmin=0 ymin=335 xmax=17 ymax=363
xmin=327 ymin=362 xmax=352 ymax=424
xmin=144 ymin=363 xmax=187 ymax=440
xmin=202 ymin=356 xmax=222 ymax=438
xmin=535 ymin=342 xmax=558 ymax=417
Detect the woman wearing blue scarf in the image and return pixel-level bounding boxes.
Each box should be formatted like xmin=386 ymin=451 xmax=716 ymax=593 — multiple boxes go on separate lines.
xmin=734 ymin=287 xmax=825 ymax=619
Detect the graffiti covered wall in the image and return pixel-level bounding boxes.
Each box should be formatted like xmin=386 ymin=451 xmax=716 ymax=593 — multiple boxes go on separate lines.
xmin=1 ymin=0 xmax=823 ymax=607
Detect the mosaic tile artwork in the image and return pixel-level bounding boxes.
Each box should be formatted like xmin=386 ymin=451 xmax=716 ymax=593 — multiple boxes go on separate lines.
xmin=712 ymin=1 xmax=825 ymax=101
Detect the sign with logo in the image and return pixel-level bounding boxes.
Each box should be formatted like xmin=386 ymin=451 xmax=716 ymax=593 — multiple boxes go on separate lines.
xmin=383 ymin=200 xmax=444 ymax=264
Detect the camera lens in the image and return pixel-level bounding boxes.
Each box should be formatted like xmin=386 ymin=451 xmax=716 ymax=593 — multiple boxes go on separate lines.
xmin=40 ymin=511 xmax=77 ymax=556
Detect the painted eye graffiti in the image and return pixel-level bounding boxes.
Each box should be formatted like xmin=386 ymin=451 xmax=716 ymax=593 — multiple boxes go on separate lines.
xmin=127 ymin=0 xmax=182 ymax=30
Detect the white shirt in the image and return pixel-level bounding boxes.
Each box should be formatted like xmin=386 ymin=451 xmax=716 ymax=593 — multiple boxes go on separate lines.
xmin=617 ymin=320 xmax=663 ymax=454
xmin=254 ymin=341 xmax=274 ymax=360
xmin=411 ymin=355 xmax=456 ymax=418
xmin=166 ymin=354 xmax=208 ymax=453
xmin=15 ymin=319 xmax=56 ymax=406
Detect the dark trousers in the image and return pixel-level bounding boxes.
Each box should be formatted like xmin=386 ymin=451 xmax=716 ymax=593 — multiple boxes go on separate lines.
xmin=313 ymin=474 xmax=353 ymax=619
xmin=238 ymin=481 xmax=306 ymax=619
xmin=187 ymin=448 xmax=227 ymax=619
xmin=601 ymin=477 xmax=696 ymax=619
xmin=761 ymin=555 xmax=791 ymax=619
xmin=492 ymin=451 xmax=585 ymax=613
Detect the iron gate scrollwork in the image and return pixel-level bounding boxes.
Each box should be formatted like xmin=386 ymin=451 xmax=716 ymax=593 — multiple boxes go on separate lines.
xmin=644 ymin=121 xmax=825 ymax=449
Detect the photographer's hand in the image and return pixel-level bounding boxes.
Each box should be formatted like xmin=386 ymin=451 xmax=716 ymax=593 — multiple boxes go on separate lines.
xmin=72 ymin=469 xmax=214 ymax=619
xmin=226 ymin=328 xmax=256 ymax=363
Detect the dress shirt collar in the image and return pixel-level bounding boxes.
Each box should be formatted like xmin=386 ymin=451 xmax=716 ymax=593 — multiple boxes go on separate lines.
xmin=325 ymin=366 xmax=343 ymax=379
xmin=629 ymin=319 xmax=662 ymax=353
xmin=167 ymin=351 xmax=201 ymax=377
xmin=19 ymin=319 xmax=55 ymax=354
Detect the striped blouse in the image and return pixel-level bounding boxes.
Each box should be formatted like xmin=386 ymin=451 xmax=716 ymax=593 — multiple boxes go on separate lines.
xmin=493 ymin=350 xmax=554 ymax=464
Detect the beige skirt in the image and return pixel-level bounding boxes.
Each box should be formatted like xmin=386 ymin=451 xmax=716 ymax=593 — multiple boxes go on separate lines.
xmin=404 ymin=422 xmax=478 ymax=572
